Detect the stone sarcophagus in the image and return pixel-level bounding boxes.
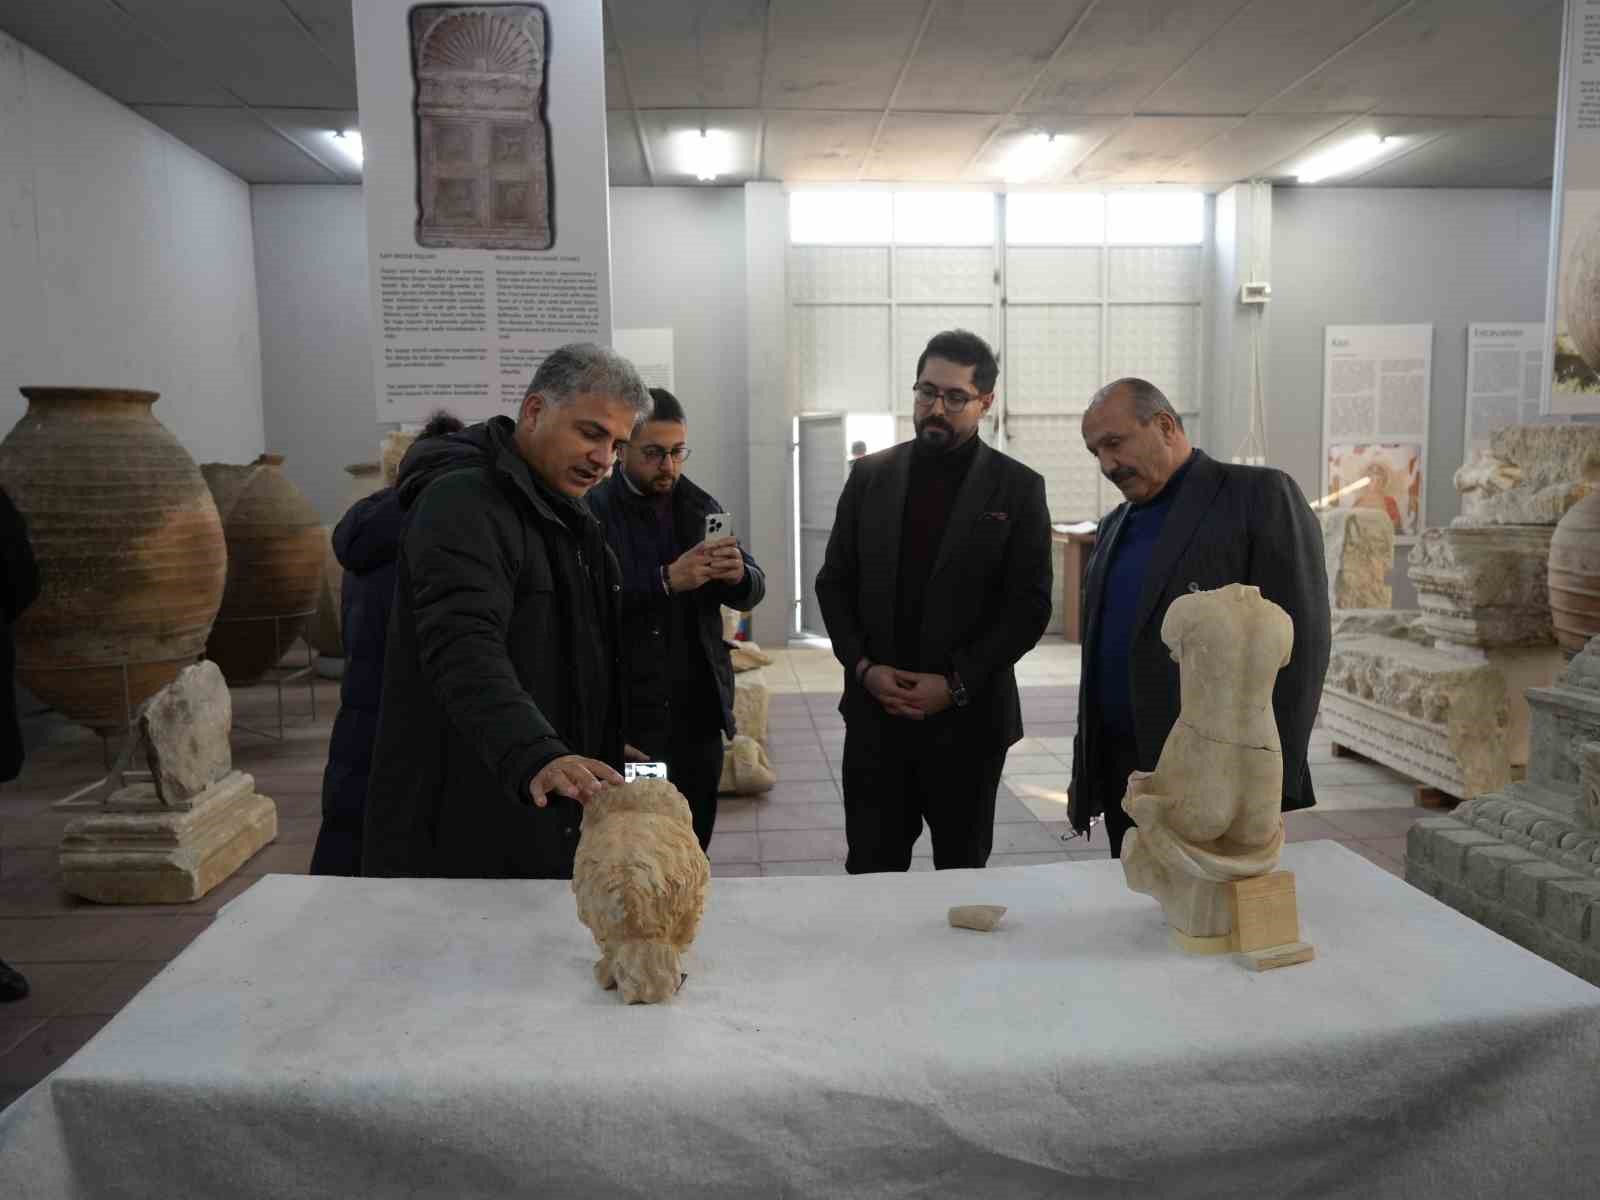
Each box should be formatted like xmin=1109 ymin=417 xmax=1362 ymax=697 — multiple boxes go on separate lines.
xmin=1319 ymin=426 xmax=1600 ymax=800
xmin=412 ymin=4 xmax=552 ymax=250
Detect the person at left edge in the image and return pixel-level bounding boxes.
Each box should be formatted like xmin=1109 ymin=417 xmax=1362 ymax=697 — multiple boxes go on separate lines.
xmin=588 ymin=386 xmax=766 ymax=851
xmin=362 ymin=343 xmax=649 ymax=879
xmin=0 ymin=484 xmax=39 ymax=1002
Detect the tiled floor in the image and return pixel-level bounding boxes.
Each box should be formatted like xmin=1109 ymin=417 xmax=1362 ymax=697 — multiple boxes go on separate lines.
xmin=0 ymin=637 xmax=1429 ymax=1108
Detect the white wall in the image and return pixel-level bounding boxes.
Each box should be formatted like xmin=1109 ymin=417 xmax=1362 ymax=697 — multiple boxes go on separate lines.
xmin=251 ymin=185 xmax=753 ymax=528
xmin=251 ymin=185 xmax=379 ymax=521
xmin=0 ymin=31 xmax=263 ymax=464
xmin=1269 ymin=188 xmax=1551 ymax=605
xmin=609 ymin=187 xmax=749 ymax=521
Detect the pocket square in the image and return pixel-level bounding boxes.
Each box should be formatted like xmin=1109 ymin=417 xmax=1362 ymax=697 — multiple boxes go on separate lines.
xmin=982 ymin=511 xmax=1009 ymax=522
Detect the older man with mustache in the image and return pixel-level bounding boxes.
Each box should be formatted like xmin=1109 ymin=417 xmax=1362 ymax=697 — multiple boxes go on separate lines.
xmin=1067 ymin=378 xmax=1330 ymax=858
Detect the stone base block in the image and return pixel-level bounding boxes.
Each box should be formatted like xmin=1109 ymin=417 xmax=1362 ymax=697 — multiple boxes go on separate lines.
xmin=1321 ymin=635 xmax=1510 ymax=800
xmin=61 ymin=771 xmax=278 ymax=905
xmin=1405 ymin=800 xmax=1600 ymax=987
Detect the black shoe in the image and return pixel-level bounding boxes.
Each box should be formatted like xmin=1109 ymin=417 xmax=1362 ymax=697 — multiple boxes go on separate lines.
xmin=0 ymin=958 xmax=29 ymax=1002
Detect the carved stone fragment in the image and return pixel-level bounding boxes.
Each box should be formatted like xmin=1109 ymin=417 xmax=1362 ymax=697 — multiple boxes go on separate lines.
xmin=572 ymin=779 xmax=710 ymax=1004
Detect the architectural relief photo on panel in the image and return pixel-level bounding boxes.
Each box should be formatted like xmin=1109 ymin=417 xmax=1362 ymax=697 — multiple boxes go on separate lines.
xmin=412 ymin=4 xmax=552 ymax=250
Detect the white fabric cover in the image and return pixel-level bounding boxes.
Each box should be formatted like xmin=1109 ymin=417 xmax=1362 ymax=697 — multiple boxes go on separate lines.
xmin=3 ymin=841 xmax=1598 ymax=1198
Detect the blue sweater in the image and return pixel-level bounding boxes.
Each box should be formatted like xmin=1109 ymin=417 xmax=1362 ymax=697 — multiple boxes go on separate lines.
xmin=1092 ymin=454 xmax=1195 ymax=738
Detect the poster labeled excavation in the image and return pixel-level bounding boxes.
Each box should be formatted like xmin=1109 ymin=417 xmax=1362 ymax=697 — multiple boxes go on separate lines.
xmin=354 ymin=0 xmax=611 ymax=420
xmin=1546 ymin=0 xmax=1600 ymax=415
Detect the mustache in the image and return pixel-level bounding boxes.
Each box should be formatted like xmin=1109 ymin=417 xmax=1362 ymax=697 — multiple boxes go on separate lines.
xmin=918 ymin=418 xmax=952 ymax=432
xmin=1106 ymin=466 xmax=1137 ymax=483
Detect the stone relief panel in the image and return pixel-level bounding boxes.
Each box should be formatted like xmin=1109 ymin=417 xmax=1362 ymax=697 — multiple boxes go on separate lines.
xmin=412 ymin=4 xmax=553 ymax=250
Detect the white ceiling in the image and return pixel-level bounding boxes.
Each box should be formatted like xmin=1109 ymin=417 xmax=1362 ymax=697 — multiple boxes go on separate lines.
xmin=0 ymin=0 xmax=1563 ymax=189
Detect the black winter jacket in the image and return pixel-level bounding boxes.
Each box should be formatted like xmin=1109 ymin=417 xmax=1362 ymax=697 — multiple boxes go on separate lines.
xmin=586 ymin=472 xmax=765 ymax=748
xmin=362 ymin=418 xmax=624 ymax=879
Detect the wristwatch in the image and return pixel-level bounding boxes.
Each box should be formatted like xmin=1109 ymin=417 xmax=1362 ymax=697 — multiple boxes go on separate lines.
xmin=946 ymin=670 xmax=969 ymax=708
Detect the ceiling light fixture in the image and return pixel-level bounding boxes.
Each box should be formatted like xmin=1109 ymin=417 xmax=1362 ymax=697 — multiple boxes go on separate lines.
xmin=329 ymin=129 xmax=364 ymax=168
xmin=1003 ymin=132 xmax=1068 ymax=182
xmin=1296 ymin=134 xmax=1394 ymax=185
xmin=681 ymin=129 xmax=732 ymax=182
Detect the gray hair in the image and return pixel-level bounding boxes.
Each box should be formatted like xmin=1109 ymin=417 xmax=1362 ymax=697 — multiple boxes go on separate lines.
xmin=525 ymin=342 xmax=650 ymax=417
xmin=1089 ymin=377 xmax=1184 ymax=432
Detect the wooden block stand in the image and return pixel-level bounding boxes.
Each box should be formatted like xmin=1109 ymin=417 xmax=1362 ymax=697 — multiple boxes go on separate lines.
xmin=1170 ymin=871 xmax=1315 ymax=970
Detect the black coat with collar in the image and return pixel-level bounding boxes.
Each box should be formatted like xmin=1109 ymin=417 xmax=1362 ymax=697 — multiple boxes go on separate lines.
xmin=586 ymin=470 xmax=766 ymax=745
xmin=1067 ymin=450 xmax=1330 ymax=832
xmin=362 ymin=417 xmax=625 ymax=880
xmin=815 ymin=436 xmax=1053 ymax=749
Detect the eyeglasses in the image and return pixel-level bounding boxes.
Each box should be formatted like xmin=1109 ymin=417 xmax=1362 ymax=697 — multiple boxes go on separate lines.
xmin=638 ymin=446 xmax=691 ymax=465
xmin=912 ymin=383 xmax=981 ymax=413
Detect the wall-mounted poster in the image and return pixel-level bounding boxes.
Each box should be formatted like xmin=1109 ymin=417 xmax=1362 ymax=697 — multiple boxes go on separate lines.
xmin=1326 ymin=442 xmax=1423 ymax=538
xmin=1466 ymin=323 xmax=1549 ymax=453
xmin=1322 ymin=324 xmax=1432 ymax=540
xmin=354 ymin=0 xmax=610 ymax=421
xmin=1544 ymin=0 xmax=1600 ymax=415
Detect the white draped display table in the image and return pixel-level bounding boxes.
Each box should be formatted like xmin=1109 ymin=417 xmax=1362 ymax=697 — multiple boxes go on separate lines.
xmin=3 ymin=840 xmax=1598 ymax=1198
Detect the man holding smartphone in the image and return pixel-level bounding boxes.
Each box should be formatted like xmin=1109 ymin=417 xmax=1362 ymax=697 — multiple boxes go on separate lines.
xmin=589 ymin=387 xmax=766 ymax=850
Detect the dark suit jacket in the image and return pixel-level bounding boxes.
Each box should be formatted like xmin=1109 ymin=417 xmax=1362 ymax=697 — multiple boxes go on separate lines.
xmin=815 ymin=438 xmax=1053 ymax=749
xmin=1068 ymin=450 xmax=1330 ymax=831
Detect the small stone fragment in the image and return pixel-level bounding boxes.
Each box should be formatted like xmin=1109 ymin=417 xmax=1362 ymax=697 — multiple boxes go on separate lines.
xmin=140 ymin=660 xmax=233 ymax=805
xmin=948 ymin=904 xmax=1007 ymax=932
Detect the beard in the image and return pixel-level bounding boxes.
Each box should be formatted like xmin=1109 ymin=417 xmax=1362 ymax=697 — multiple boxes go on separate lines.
xmin=913 ymin=415 xmax=957 ymax=451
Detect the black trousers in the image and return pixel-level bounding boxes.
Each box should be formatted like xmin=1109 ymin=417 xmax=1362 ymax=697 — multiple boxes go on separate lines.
xmin=841 ymin=730 xmax=1006 ymax=873
xmin=637 ymin=728 xmax=724 ymax=852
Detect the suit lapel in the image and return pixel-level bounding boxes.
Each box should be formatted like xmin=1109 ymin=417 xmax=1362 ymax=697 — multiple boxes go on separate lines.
xmin=1130 ymin=451 xmax=1223 ymax=640
xmin=929 ymin=439 xmax=998 ymax=584
xmin=867 ymin=444 xmax=912 ymax=622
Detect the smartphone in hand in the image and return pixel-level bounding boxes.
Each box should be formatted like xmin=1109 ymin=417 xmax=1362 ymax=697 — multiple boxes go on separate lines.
xmin=704 ymin=511 xmax=734 ymax=542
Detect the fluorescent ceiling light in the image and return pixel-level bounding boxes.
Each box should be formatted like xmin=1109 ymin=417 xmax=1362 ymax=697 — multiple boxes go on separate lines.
xmin=329 ymin=129 xmax=363 ymax=167
xmin=1296 ymin=134 xmax=1394 ymax=184
xmin=1003 ymin=132 xmax=1070 ymax=182
xmin=679 ymin=129 xmax=733 ymax=182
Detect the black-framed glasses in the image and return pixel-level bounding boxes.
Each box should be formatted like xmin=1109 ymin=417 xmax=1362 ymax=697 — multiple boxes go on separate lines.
xmin=912 ymin=383 xmax=981 ymax=413
xmin=638 ymin=446 xmax=691 ymax=465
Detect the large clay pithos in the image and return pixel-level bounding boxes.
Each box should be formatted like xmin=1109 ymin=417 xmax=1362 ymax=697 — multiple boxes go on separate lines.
xmin=202 ymin=454 xmax=325 ymax=684
xmin=0 ymin=388 xmax=226 ymax=730
xmin=307 ymin=462 xmax=385 ymax=660
xmin=1549 ymin=488 xmax=1600 ymax=655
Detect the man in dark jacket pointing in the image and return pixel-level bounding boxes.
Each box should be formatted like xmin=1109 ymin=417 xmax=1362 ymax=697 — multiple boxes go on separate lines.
xmin=363 ymin=344 xmax=649 ymax=879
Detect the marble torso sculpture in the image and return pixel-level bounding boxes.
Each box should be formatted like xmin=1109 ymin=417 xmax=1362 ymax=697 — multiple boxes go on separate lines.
xmin=1122 ymin=584 xmax=1292 ymax=937
xmin=572 ymin=779 xmax=710 ymax=1004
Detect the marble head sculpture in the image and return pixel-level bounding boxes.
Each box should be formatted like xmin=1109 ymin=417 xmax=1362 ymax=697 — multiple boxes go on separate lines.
xmin=572 ymin=778 xmax=711 ymax=1004
xmin=1121 ymin=584 xmax=1293 ymax=938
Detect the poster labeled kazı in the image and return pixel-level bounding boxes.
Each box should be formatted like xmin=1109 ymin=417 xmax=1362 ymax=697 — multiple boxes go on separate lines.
xmin=354 ymin=0 xmax=611 ymax=421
